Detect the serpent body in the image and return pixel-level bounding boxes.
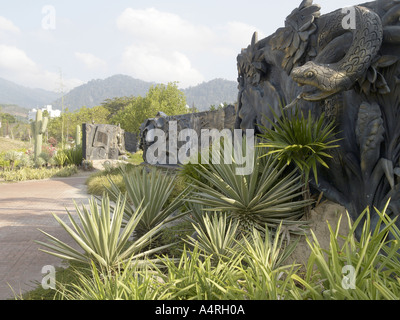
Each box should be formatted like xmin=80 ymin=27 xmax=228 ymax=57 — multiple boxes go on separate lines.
xmin=291 ymin=6 xmax=383 ymax=101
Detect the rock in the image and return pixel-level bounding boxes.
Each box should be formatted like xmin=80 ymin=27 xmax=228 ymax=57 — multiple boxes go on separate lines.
xmin=286 ymin=200 xmax=350 ymax=267
xmin=82 ymin=123 xmax=127 ymax=160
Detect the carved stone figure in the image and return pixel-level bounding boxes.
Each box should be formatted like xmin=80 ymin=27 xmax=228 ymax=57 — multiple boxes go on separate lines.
xmin=82 ymin=123 xmax=127 ymax=160
xmin=236 ymin=0 xmax=400 ymax=238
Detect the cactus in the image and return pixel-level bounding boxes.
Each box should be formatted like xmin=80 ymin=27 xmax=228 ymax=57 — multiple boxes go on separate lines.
xmin=75 ymin=124 xmax=81 ymax=148
xmin=31 ymin=109 xmax=49 ymax=162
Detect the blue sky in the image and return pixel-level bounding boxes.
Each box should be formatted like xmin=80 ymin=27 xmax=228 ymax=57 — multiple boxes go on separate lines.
xmin=0 ymin=0 xmax=364 ymax=92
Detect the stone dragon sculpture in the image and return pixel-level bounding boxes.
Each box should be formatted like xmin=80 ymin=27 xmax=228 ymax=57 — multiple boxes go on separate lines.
xmin=291 ymin=6 xmax=384 ymax=101
xmin=236 ymin=0 xmax=400 ymax=238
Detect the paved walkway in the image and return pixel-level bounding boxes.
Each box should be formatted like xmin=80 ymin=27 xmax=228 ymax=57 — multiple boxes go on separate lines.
xmin=0 ymin=174 xmax=91 ymax=300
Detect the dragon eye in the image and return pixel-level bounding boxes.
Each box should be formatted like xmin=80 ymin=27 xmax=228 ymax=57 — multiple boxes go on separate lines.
xmin=306 ymin=71 xmax=315 ymax=78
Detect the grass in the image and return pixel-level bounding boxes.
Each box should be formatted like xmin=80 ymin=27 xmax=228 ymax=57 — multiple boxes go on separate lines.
xmin=85 ymin=151 xmax=146 ymax=197
xmin=85 ymin=163 xmax=137 ymax=196
xmin=19 ymin=261 xmax=90 ymax=300
xmin=85 ymin=160 xmax=187 ymax=201
xmin=0 ymin=165 xmax=78 ymax=182
xmin=0 ymin=137 xmax=30 ymax=153
xmin=126 ymin=150 xmax=144 ymax=166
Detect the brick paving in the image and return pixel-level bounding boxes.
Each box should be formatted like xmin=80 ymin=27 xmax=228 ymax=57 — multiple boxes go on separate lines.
xmin=0 ymin=174 xmax=91 ymax=300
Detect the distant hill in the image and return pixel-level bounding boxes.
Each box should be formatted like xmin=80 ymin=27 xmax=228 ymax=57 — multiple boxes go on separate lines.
xmin=51 ymin=75 xmax=238 ymax=112
xmin=0 ymin=104 xmax=29 ymax=118
xmin=183 ymin=78 xmax=238 ymax=111
xmin=51 ymin=75 xmax=155 ymax=112
xmin=0 ymin=78 xmax=61 ymax=110
xmin=0 ymin=75 xmax=239 ymax=114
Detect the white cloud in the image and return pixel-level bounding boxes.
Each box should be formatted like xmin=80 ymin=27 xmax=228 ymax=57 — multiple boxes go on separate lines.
xmin=121 ymin=44 xmax=204 ymax=88
xmin=0 ymin=45 xmax=83 ymax=91
xmin=0 ymin=16 xmax=20 ymax=34
xmin=223 ymin=21 xmax=266 ymax=48
xmin=75 ymin=52 xmax=107 ymax=70
xmin=0 ymin=45 xmax=37 ymax=72
xmin=117 ymin=8 xmax=216 ymax=51
xmin=116 ymin=7 xmax=266 ymax=86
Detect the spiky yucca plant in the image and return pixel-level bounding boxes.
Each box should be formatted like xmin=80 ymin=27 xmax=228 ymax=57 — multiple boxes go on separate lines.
xmin=258 ymin=106 xmax=340 ymax=188
xmin=187 ymin=141 xmax=311 ymax=236
xmin=36 ymin=195 xmax=171 ymax=271
xmin=186 ymin=212 xmax=240 ymax=261
xmin=258 ymin=106 xmax=340 ymax=217
xmin=106 ymin=166 xmax=190 ymax=238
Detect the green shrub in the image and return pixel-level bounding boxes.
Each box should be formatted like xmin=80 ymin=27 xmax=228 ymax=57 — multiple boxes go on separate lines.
xmin=85 ymin=164 xmax=137 ymax=196
xmin=185 ymin=212 xmax=240 ymax=262
xmin=0 ymin=165 xmax=77 ymax=181
xmin=258 ymin=106 xmax=340 ymax=189
xmin=178 ymin=151 xmax=211 ymax=186
xmin=35 ymin=156 xmax=46 ymax=168
xmin=53 ymin=150 xmax=68 ymax=167
xmin=21 ymin=202 xmax=400 ymax=300
xmin=54 ymin=165 xmax=79 ymax=177
xmin=59 ymin=261 xmax=171 ymax=300
xmin=127 ymin=150 xmax=144 ymax=166
xmin=291 ymin=202 xmax=400 ymax=300
xmin=0 ymin=152 xmax=8 ymax=169
xmin=39 ymin=151 xmax=51 ymax=166
xmin=64 ymin=146 xmax=83 ymax=166
xmin=106 ymin=166 xmax=190 ymax=238
xmin=18 ymin=153 xmax=34 ymax=168
xmin=36 ymin=195 xmax=172 ymax=271
xmin=187 ymin=141 xmax=311 ymax=236
xmin=4 ymin=150 xmax=21 ymax=170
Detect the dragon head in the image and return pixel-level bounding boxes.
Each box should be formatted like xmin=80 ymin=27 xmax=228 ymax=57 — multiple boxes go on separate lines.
xmin=291 ymin=61 xmax=349 ymax=101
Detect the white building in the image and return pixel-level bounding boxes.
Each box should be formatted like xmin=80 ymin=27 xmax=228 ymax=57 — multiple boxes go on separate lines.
xmin=28 ymin=105 xmax=61 ymax=121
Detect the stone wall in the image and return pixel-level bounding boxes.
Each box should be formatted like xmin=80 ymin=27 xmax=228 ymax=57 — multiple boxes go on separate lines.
xmin=82 ymin=123 xmax=127 ymax=160
xmin=139 ymin=105 xmax=237 ymax=164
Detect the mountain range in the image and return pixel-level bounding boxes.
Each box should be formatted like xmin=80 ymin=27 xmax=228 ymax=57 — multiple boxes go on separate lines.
xmin=0 ymin=78 xmax=62 ymax=110
xmin=0 ymin=75 xmax=239 ymax=115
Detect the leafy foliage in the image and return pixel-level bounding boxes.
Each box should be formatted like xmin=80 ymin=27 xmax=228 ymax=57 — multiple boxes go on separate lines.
xmin=258 ymin=106 xmax=340 ymax=186
xmin=106 ymin=166 xmax=190 ymax=237
xmin=47 ymin=106 xmax=111 ymax=143
xmin=63 ymin=146 xmax=83 ymax=166
xmin=186 ymin=213 xmax=240 ymax=261
xmin=291 ymin=202 xmax=400 ymax=300
xmin=112 ymin=82 xmax=188 ymax=134
xmin=4 ymin=150 xmax=21 ymax=170
xmin=187 ymin=144 xmax=311 ymax=235
xmin=36 ymin=195 xmax=171 ymax=271
xmin=0 ymin=165 xmax=77 ymax=181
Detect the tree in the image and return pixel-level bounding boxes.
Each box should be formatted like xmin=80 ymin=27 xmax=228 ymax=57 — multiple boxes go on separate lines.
xmin=101 ymin=96 xmax=135 ymax=118
xmin=47 ymin=106 xmax=111 ymax=143
xmin=145 ymin=82 xmax=187 ymax=116
xmin=111 ymin=97 xmax=145 ymax=134
xmin=113 ymin=82 xmax=188 ymax=134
